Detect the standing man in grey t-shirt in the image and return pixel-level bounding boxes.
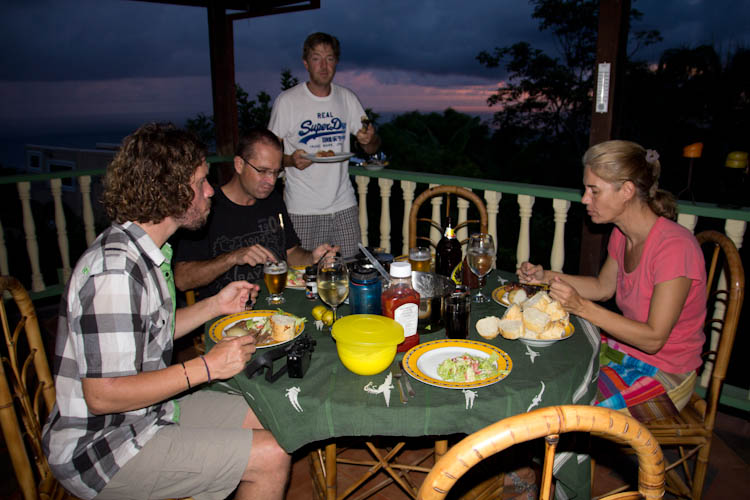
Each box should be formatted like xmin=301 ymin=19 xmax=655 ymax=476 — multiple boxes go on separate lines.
xmin=269 ymin=32 xmax=381 ymax=258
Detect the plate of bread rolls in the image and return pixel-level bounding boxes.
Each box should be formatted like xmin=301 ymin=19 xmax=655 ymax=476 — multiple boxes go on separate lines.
xmin=477 ymin=291 xmax=573 ymax=347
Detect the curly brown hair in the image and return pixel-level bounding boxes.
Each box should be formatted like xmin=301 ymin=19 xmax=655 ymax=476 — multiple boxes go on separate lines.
xmin=102 ymin=122 xmax=206 ymax=224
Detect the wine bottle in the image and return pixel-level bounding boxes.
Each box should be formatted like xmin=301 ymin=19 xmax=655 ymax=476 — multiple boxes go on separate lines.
xmin=435 ymin=216 xmax=462 ymax=278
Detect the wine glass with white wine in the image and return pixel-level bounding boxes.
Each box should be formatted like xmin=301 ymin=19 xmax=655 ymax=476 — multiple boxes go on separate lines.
xmin=316 ymin=255 xmax=349 ymax=327
xmin=467 ymin=233 xmax=496 ymax=303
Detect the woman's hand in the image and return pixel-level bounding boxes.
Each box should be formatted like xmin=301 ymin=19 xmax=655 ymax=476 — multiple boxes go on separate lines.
xmin=205 ymin=335 xmax=257 ymax=379
xmin=517 ymin=262 xmax=546 ymax=284
xmin=548 ymin=276 xmax=587 ymax=316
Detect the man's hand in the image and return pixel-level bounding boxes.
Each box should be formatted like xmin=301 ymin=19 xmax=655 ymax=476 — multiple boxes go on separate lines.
xmin=232 ymin=244 xmax=278 ymax=267
xmin=290 ymin=149 xmax=314 ymax=171
xmin=205 ymin=335 xmax=257 ymax=379
xmin=213 ymin=280 xmax=259 ymax=316
xmin=312 ymin=243 xmax=339 ymax=264
xmin=355 ymin=123 xmax=376 ymax=147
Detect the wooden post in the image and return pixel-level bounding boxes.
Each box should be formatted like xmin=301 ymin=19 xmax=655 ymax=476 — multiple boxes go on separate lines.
xmin=207 ymin=5 xmax=238 ymax=184
xmin=579 ymin=0 xmax=631 ymax=276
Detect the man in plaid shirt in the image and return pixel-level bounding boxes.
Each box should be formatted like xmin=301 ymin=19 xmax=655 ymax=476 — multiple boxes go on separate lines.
xmin=42 ymin=123 xmax=290 ymax=500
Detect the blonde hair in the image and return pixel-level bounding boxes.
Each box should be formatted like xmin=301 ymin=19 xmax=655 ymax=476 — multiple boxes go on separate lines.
xmin=583 ymin=140 xmax=677 ymax=220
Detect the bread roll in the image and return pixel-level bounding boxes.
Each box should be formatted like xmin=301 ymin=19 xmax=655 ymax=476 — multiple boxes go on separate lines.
xmin=476 ymin=316 xmax=501 ymax=339
xmin=498 ymin=319 xmax=524 ymax=340
xmin=524 ymin=291 xmax=552 ymax=312
xmin=539 ymin=320 xmax=567 ymax=340
xmin=522 ymin=307 xmax=550 ymax=334
xmin=270 ymin=314 xmax=296 ymax=342
xmin=545 ymin=300 xmax=568 ymax=322
xmin=508 ymin=288 xmax=527 ymax=305
xmin=502 ymin=303 xmax=523 ymax=321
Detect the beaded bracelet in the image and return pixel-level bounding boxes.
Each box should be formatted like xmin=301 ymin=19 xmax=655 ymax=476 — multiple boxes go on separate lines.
xmin=199 ymin=355 xmax=212 ymax=383
xmin=181 ymin=361 xmax=191 ymax=390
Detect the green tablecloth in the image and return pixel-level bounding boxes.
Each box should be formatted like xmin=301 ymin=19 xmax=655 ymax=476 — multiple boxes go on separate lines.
xmin=205 ymin=271 xmax=601 ymax=499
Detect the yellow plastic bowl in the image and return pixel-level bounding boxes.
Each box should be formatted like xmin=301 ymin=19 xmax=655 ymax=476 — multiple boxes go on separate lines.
xmin=332 ymin=315 xmax=404 ymax=375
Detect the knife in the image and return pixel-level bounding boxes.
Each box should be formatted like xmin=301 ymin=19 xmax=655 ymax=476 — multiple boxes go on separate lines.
xmin=397 ymin=360 xmax=416 ymax=398
xmin=392 ymin=361 xmax=407 ymax=404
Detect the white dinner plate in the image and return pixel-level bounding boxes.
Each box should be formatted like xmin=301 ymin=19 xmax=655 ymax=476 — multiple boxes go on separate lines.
xmin=302 ymin=152 xmax=355 ymax=163
xmin=208 ymin=310 xmax=304 ymax=348
xmin=402 ymin=339 xmax=512 ymax=389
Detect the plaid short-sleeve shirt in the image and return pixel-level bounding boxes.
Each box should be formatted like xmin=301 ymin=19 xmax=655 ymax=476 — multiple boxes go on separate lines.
xmin=42 ymin=222 xmax=178 ymax=499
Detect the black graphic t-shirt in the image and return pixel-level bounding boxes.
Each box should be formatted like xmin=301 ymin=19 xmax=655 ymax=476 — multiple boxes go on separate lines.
xmin=173 ymin=186 xmax=300 ymax=298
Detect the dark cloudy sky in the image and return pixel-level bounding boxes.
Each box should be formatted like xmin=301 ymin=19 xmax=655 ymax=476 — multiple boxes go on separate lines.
xmin=1 ymin=0 xmax=749 ymax=137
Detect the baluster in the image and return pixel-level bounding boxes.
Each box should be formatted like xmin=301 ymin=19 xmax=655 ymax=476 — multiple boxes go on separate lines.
xmin=456 ymin=190 xmax=470 ymax=255
xmin=79 ymin=175 xmax=97 ymax=245
xmin=484 ymin=191 xmax=501 ymax=257
xmin=516 ymin=195 xmax=535 ymax=269
xmin=17 ymin=182 xmax=45 ymax=291
xmin=50 ymin=179 xmax=72 ymax=283
xmin=378 ymin=178 xmax=393 ymax=253
xmin=401 ymin=181 xmax=416 ymax=255
xmin=677 ymin=213 xmax=698 ymax=232
xmin=355 ymin=176 xmax=370 ymax=247
xmin=429 ymin=183 xmax=442 ymax=246
xmin=550 ymin=199 xmax=570 ymax=272
xmin=699 ymin=219 xmax=746 ymax=389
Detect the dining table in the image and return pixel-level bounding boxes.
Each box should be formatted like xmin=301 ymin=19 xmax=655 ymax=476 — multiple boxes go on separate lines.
xmin=204 ymin=269 xmax=601 ymax=499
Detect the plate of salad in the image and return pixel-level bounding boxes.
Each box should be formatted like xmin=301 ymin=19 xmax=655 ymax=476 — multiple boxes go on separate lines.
xmin=402 ymin=339 xmax=512 ymax=389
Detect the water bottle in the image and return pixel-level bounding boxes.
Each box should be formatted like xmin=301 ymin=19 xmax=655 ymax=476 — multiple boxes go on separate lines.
xmin=349 ymin=265 xmax=382 ymax=315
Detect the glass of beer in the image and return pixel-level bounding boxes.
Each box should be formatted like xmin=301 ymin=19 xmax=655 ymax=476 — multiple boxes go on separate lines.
xmin=409 ymin=246 xmax=431 ymax=273
xmin=264 ymin=260 xmax=288 ymax=305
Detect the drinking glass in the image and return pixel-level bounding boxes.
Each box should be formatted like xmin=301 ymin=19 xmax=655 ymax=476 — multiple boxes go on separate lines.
xmin=467 ymin=233 xmax=496 ymax=303
xmin=445 ymin=286 xmax=471 ymax=339
xmin=264 ymin=260 xmax=288 ymax=305
xmin=408 ymin=246 xmax=431 ymax=273
xmin=316 ymin=255 xmax=349 ymax=326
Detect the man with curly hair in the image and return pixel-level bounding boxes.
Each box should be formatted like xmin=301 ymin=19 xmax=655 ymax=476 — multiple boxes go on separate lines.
xmin=42 ymin=122 xmax=290 ymax=500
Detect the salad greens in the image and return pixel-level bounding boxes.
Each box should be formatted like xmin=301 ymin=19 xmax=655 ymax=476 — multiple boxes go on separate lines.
xmin=437 ymin=353 xmax=505 ymax=382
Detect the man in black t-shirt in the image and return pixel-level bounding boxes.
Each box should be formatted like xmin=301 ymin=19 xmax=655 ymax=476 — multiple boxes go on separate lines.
xmin=173 ymin=128 xmax=338 ymax=299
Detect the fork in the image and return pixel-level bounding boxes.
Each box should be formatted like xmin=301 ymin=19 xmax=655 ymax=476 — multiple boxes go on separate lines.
xmin=392 ymin=361 xmax=408 ymax=404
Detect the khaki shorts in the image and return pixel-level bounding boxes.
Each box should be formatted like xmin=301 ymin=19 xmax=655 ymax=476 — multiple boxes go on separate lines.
xmin=95 ymin=391 xmax=252 ymax=500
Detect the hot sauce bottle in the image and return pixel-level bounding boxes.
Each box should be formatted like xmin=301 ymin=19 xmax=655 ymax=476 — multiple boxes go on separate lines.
xmin=381 ymin=262 xmax=421 ymax=352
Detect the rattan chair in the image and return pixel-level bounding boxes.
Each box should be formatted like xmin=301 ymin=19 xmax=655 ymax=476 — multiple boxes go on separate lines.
xmin=418 ymin=405 xmax=665 ymax=500
xmin=408 ymin=185 xmax=488 ymax=250
xmin=643 ymin=230 xmax=744 ymax=499
xmin=0 ymin=275 xmax=76 ymax=500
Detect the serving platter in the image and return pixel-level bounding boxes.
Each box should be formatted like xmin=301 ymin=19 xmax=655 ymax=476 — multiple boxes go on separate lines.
xmin=302 ymin=152 xmax=355 ymax=163
xmin=402 ymin=339 xmax=512 ymax=389
xmin=208 ymin=310 xmax=304 ymax=348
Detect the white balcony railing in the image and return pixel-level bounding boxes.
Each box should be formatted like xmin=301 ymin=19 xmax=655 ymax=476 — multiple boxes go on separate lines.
xmin=1 ymin=164 xmax=749 ymax=407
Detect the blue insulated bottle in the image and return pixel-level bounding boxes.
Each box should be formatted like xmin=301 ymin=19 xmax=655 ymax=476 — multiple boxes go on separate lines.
xmin=349 ymin=265 xmax=382 ymax=315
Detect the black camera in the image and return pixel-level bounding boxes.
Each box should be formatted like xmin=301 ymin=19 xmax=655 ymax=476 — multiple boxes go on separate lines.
xmin=286 ymin=335 xmax=316 ymax=378
xmin=244 ymin=334 xmax=316 ymax=382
